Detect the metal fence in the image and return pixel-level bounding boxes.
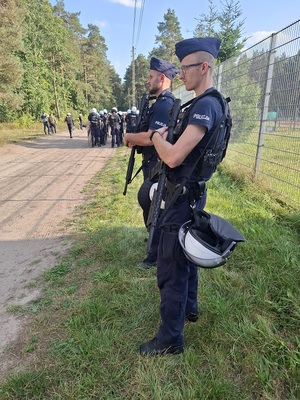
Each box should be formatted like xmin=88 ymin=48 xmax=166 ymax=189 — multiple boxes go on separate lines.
xmin=173 ymin=20 xmax=300 ymax=209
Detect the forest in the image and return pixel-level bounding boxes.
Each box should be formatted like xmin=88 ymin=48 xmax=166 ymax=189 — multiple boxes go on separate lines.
xmin=0 ymin=0 xmax=249 ymax=123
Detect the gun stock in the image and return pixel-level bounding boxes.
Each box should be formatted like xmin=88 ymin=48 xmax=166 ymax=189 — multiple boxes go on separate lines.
xmin=146 ymin=98 xmax=182 ymax=254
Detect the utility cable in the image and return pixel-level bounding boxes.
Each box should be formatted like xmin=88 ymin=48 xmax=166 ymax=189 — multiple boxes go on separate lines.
xmin=135 ymin=0 xmax=146 ymax=50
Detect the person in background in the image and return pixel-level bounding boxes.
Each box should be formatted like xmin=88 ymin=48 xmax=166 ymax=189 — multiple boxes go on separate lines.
xmin=48 ymin=113 xmax=57 ymax=134
xmin=88 ymin=108 xmax=101 ymax=147
xmin=79 ymin=113 xmax=83 ymax=130
xmin=109 ymin=107 xmax=121 ymax=148
xmin=65 ymin=112 xmax=74 ymax=138
xmin=99 ymin=110 xmax=107 ymax=145
xmin=125 ymin=107 xmax=138 ymax=133
xmin=41 ymin=112 xmax=50 ymax=135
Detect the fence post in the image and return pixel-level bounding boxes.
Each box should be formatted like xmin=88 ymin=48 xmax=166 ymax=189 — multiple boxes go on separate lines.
xmin=254 ymin=33 xmax=277 ymax=179
xmin=216 ymin=63 xmax=223 ymax=92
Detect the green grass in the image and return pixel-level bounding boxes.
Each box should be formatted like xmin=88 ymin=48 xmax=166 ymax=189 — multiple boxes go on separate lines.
xmin=0 ymin=149 xmax=299 ymax=400
xmin=224 ymin=125 xmax=300 ymax=207
xmin=0 ymin=121 xmax=67 ymax=146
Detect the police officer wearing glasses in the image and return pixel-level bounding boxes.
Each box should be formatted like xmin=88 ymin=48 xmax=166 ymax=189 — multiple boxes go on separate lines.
xmin=127 ymin=37 xmax=226 ymax=356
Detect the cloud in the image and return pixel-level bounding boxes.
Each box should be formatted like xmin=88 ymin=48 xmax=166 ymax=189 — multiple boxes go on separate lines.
xmin=95 ymin=20 xmax=109 ymax=29
xmin=109 ymin=0 xmax=142 ymax=7
xmin=245 ymin=31 xmax=275 ymax=46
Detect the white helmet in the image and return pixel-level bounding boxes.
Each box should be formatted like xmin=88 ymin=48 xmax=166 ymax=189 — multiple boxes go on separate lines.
xmin=91 ymin=108 xmax=97 ymax=113
xmin=131 ymin=106 xmax=137 ymax=113
xmin=99 ymin=110 xmax=104 ymax=115
xmin=112 ymin=107 xmax=117 ymax=112
xmin=178 ymin=211 xmax=245 ymax=268
xmin=127 ymin=109 xmax=131 ymax=114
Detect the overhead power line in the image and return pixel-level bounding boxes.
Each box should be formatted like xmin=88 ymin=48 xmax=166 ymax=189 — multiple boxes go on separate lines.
xmin=131 ymin=0 xmax=146 ymax=106
xmin=135 ymin=0 xmax=146 ymax=50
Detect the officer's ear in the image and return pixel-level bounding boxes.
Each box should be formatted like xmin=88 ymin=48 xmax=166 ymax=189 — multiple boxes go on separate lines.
xmin=161 ymin=73 xmax=170 ymax=86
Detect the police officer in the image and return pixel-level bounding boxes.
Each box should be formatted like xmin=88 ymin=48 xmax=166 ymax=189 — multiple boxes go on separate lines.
xmin=109 ymin=107 xmax=121 ymax=148
xmin=126 ymin=37 xmax=226 ymax=355
xmin=99 ymin=110 xmax=107 ymax=145
xmin=64 ymin=113 xmax=74 ymax=138
xmin=124 ymin=57 xmax=178 ymax=268
xmin=88 ymin=108 xmax=101 ymax=147
xmin=125 ymin=106 xmax=138 ymax=133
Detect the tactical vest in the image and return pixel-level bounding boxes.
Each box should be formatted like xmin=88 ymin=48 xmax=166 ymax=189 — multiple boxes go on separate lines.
xmin=172 ymin=88 xmax=231 ymax=182
xmin=138 ymin=91 xmax=176 ymax=156
xmin=89 ymin=113 xmax=98 ymax=125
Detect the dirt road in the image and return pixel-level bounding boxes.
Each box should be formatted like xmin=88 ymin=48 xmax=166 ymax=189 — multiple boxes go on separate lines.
xmin=0 ymin=129 xmax=115 ymax=373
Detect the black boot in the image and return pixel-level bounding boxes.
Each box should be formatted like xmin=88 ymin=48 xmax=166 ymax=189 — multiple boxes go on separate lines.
xmin=139 ymin=337 xmax=184 ymax=356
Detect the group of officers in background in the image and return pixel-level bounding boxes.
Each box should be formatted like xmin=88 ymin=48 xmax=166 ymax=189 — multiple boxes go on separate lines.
xmin=41 ymin=107 xmax=140 ymax=146
xmin=87 ymin=106 xmax=139 ymax=148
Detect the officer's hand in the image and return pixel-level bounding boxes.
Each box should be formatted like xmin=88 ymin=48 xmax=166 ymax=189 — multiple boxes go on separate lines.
xmin=156 ymin=127 xmax=168 ymax=140
xmin=124 ymin=134 xmax=134 ymax=148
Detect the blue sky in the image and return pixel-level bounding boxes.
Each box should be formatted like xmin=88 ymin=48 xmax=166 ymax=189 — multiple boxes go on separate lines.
xmin=49 ymin=0 xmax=299 ymax=79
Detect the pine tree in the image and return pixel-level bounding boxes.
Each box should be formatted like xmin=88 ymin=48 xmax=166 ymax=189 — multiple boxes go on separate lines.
xmin=194 ymin=0 xmax=247 ymax=62
xmin=150 ymin=9 xmax=183 ymax=65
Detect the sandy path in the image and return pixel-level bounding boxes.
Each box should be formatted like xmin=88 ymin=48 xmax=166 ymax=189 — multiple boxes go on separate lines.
xmin=0 ymin=129 xmax=116 ymax=375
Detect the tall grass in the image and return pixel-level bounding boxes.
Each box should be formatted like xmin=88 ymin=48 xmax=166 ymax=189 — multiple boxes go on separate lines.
xmin=0 ymin=149 xmax=299 ymax=400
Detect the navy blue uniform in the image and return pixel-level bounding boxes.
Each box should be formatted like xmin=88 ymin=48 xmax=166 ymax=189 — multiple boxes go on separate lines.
xmin=99 ymin=115 xmax=107 ymax=145
xmin=156 ymin=88 xmax=225 ymax=347
xmin=137 ymin=89 xmax=175 ymax=265
xmin=140 ymin=89 xmax=175 ymax=180
xmin=109 ymin=112 xmax=121 ymax=148
xmin=125 ymin=112 xmax=138 ymax=133
xmin=88 ymin=112 xmax=100 ymax=146
xmin=65 ymin=115 xmax=74 ymax=137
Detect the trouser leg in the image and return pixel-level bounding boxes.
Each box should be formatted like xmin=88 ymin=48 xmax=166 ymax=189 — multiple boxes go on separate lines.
xmin=156 ymin=229 xmax=190 ymax=346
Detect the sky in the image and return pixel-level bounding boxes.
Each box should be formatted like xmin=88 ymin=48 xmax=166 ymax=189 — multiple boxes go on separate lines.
xmin=49 ymin=0 xmax=300 ymax=79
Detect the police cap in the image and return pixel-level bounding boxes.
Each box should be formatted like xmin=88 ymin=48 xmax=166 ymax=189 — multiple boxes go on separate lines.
xmin=150 ymin=57 xmax=178 ymax=80
xmin=175 ymin=37 xmax=221 ymax=62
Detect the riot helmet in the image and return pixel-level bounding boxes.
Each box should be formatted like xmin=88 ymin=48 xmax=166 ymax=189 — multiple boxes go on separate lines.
xmin=178 ymin=210 xmax=246 ymax=268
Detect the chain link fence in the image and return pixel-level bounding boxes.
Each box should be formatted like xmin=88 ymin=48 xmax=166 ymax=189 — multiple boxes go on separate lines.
xmin=173 ymin=20 xmax=300 ymax=209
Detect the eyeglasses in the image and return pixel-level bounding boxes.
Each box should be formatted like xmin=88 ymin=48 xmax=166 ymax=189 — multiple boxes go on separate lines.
xmin=180 ymin=62 xmax=210 ymax=74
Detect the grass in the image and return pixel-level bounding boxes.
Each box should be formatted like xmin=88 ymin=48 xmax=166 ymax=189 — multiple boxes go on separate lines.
xmin=0 ymin=121 xmax=68 ymax=146
xmin=224 ymin=125 xmax=300 ymax=207
xmin=0 ymin=148 xmax=300 ymax=400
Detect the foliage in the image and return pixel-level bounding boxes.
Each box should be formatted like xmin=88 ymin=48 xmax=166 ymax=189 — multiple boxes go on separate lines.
xmin=221 ymin=54 xmax=261 ymax=142
xmin=0 ymin=0 xmax=119 ymax=121
xmin=0 ymin=0 xmax=24 ymax=121
xmin=123 ymin=54 xmax=149 ymax=108
xmin=194 ymin=0 xmax=247 ymax=62
xmin=0 ymin=0 xmax=250 ymax=121
xmin=150 ymin=8 xmax=183 ymax=65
